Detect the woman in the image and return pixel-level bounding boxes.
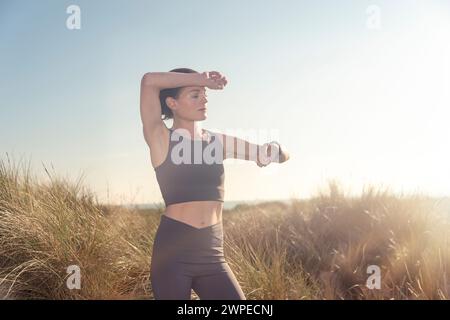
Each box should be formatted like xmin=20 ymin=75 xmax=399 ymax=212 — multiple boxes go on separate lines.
xmin=140 ymin=68 xmax=290 ymax=300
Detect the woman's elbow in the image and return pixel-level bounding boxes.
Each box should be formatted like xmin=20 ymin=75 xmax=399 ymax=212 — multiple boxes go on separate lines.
xmin=141 ymin=72 xmax=155 ymax=87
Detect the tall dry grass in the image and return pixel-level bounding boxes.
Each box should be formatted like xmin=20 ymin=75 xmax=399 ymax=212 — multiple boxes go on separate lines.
xmin=1 ymin=154 xmax=449 ymax=299
xmin=223 ymin=186 xmax=450 ymax=299
xmin=0 ymin=154 xmax=159 ymax=299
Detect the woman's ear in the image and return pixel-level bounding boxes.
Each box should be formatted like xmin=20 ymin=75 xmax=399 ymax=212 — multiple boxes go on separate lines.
xmin=166 ymin=97 xmax=177 ymax=111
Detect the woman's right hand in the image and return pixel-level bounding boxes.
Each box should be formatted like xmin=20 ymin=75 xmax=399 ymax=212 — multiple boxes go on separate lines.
xmin=202 ymin=71 xmax=228 ymax=90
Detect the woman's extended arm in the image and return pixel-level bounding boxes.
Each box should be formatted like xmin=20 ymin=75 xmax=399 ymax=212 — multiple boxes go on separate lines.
xmin=218 ymin=133 xmax=290 ymax=167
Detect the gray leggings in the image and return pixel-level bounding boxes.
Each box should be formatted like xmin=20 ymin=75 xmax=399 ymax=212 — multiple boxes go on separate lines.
xmin=150 ymin=214 xmax=246 ymax=300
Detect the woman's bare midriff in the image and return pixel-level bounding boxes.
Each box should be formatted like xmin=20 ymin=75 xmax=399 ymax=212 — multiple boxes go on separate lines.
xmin=164 ymin=200 xmax=223 ymax=229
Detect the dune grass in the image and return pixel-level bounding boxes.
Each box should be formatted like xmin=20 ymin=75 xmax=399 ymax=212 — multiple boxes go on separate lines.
xmin=0 ymin=154 xmax=449 ymax=299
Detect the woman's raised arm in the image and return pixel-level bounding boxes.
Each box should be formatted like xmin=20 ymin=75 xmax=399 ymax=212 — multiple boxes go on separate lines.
xmin=141 ymin=71 xmax=207 ymax=90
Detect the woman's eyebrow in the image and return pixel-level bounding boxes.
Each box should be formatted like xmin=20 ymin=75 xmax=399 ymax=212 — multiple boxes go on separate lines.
xmin=189 ymin=89 xmax=206 ymax=93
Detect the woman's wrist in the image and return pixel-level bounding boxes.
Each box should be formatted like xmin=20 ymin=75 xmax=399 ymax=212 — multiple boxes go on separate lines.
xmin=270 ymin=142 xmax=289 ymax=163
xmin=256 ymin=143 xmax=272 ymax=166
xmin=198 ymin=72 xmax=210 ymax=86
xmin=268 ymin=141 xmax=281 ymax=163
xmin=256 ymin=142 xmax=287 ymax=166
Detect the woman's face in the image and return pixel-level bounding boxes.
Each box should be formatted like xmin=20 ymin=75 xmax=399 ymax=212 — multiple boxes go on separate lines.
xmin=169 ymin=86 xmax=208 ymax=121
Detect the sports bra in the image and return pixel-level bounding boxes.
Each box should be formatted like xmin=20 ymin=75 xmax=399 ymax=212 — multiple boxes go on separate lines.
xmin=154 ymin=127 xmax=225 ymax=207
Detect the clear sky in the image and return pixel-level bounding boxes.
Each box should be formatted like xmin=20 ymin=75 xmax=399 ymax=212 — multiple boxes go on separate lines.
xmin=1 ymin=0 xmax=449 ymax=206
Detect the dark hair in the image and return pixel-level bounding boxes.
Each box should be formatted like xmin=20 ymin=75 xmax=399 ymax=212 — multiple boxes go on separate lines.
xmin=159 ymin=68 xmax=199 ymax=120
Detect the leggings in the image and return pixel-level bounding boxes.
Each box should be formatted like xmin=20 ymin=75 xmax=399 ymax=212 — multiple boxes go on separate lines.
xmin=150 ymin=214 xmax=246 ymax=300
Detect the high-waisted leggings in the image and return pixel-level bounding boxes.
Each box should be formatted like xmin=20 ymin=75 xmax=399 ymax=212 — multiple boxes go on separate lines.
xmin=150 ymin=214 xmax=246 ymax=300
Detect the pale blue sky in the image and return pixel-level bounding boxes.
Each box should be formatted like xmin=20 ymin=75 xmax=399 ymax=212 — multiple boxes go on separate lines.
xmin=1 ymin=0 xmax=449 ymax=205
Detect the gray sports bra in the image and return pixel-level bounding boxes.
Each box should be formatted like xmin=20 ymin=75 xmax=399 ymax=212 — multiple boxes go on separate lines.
xmin=154 ymin=128 xmax=225 ymax=207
